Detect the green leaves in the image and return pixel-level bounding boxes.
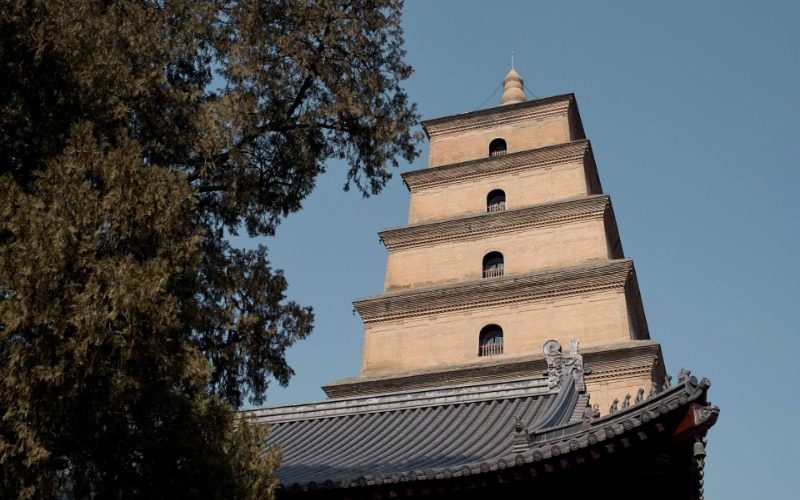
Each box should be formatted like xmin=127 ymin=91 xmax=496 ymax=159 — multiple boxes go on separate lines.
xmin=1 ymin=0 xmax=418 ymax=496
xmin=2 ymin=126 xmax=203 ymax=496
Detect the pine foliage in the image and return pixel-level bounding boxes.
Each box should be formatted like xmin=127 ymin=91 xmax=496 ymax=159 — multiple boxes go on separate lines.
xmin=0 ymin=0 xmax=419 ymax=497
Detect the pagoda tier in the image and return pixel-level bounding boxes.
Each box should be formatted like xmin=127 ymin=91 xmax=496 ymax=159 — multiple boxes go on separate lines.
xmin=403 ymin=139 xmax=600 ymax=225
xmin=380 ymin=194 xmax=621 ymax=291
xmin=422 ymin=93 xmax=585 ymax=168
xmin=350 ymin=259 xmax=654 ymax=399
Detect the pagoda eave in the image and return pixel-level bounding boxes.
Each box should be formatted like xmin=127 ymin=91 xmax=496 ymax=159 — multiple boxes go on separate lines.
xmin=421 ymin=93 xmax=580 ymax=139
xmin=354 ymin=259 xmax=643 ymax=325
xmin=379 ymin=194 xmax=614 ymax=250
xmin=401 ymin=139 xmax=594 ymax=191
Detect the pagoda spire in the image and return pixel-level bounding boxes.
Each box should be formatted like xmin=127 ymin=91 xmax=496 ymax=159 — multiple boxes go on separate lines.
xmin=500 ymin=62 xmax=526 ymax=105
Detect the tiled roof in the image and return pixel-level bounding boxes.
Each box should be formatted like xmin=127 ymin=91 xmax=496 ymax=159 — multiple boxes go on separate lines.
xmin=246 ymin=341 xmax=591 ymax=490
xmin=251 ymin=377 xmax=583 ymax=488
xmin=246 ymin=343 xmax=718 ymax=498
xmin=271 ymin=394 xmax=549 ymax=486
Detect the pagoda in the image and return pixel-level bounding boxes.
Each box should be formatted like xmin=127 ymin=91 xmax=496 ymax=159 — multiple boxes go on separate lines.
xmin=246 ymin=70 xmax=719 ymax=499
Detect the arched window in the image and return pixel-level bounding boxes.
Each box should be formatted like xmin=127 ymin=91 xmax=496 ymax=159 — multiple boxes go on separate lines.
xmin=479 ymin=324 xmax=504 ymax=357
xmin=487 ymin=189 xmax=506 ymax=212
xmin=489 ymin=138 xmax=507 ymax=157
xmin=482 ymin=251 xmax=504 ymax=278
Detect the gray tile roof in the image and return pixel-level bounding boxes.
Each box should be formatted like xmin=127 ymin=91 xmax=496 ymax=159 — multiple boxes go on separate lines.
xmin=245 ymin=343 xmax=718 ymax=498
xmin=249 ymin=375 xmax=584 ymax=488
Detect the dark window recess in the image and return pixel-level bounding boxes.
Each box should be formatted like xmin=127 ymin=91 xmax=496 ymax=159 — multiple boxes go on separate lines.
xmin=489 ymin=138 xmax=507 ymax=157
xmin=487 ymin=189 xmax=506 ymax=212
xmin=479 ymin=324 xmax=504 ymax=357
xmin=482 ymin=251 xmax=504 ymax=278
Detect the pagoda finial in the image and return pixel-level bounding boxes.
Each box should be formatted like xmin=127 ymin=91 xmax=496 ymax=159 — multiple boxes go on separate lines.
xmin=500 ymin=62 xmax=526 ymax=106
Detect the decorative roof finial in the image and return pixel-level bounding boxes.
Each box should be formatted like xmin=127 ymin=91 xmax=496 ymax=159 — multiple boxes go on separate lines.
xmin=500 ymin=60 xmax=526 ymax=106
xmin=542 ymin=340 xmax=585 ymax=391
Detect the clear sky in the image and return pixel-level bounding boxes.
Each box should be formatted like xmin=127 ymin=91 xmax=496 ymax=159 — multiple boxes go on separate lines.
xmin=240 ymin=1 xmax=800 ymax=498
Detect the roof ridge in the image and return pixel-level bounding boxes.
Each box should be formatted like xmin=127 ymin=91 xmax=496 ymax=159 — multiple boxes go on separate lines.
xmin=246 ymin=377 xmax=553 ymax=423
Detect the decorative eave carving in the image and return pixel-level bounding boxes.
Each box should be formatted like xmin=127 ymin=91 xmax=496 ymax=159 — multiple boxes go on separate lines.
xmin=402 ymin=140 xmax=592 ymax=191
xmin=543 ymin=339 xmax=586 ymax=392
xmin=354 ymin=259 xmax=636 ymax=324
xmin=693 ymin=403 xmax=720 ymax=430
xmin=421 ymin=93 xmax=575 ymax=139
xmin=379 ymin=195 xmax=610 ymax=250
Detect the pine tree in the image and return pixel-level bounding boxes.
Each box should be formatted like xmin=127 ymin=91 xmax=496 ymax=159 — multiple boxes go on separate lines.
xmin=0 ymin=1 xmax=419 ymax=497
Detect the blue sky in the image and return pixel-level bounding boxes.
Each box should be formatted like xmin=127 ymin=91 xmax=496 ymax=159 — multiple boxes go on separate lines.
xmin=243 ymin=2 xmax=799 ymax=498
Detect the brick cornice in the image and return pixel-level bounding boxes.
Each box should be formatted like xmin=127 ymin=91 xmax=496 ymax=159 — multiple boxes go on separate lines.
xmin=379 ymin=195 xmax=610 ymax=251
xmin=421 ymin=94 xmax=575 ymax=139
xmin=354 ymin=259 xmax=636 ymax=324
xmin=401 ymin=140 xmax=591 ymax=191
xmin=323 ymin=340 xmax=664 ymax=398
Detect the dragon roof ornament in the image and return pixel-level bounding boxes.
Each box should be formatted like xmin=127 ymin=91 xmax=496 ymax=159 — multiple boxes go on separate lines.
xmin=543 ymin=339 xmax=586 ymax=392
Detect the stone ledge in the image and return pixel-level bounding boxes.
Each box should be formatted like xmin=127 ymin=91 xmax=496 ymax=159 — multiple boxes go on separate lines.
xmin=354 ymin=259 xmax=637 ymax=324
xmin=421 ymin=93 xmax=576 ymax=139
xmin=379 ymin=195 xmax=611 ymax=250
xmin=323 ymin=340 xmax=664 ymax=398
xmin=402 ymin=140 xmax=592 ymax=191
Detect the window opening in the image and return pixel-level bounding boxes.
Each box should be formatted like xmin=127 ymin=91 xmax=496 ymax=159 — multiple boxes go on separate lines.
xmin=482 ymin=251 xmax=504 ymax=278
xmin=489 ymin=138 xmax=507 ymax=157
xmin=487 ymin=189 xmax=506 ymax=213
xmin=479 ymin=324 xmax=504 ymax=357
